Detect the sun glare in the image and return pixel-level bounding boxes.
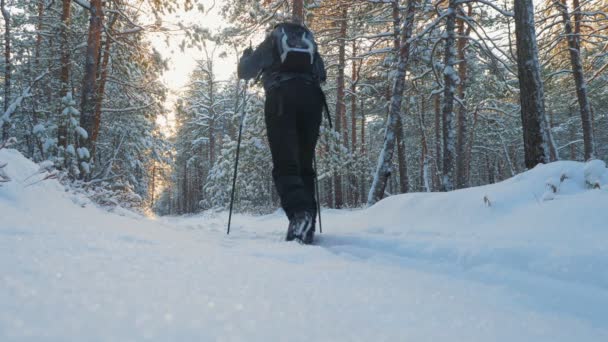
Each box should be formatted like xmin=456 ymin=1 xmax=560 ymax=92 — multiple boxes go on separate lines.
xmin=148 ymin=0 xmax=237 ymax=136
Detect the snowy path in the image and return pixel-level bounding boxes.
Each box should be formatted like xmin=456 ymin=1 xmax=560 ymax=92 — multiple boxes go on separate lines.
xmin=2 ymin=149 xmax=608 ymax=341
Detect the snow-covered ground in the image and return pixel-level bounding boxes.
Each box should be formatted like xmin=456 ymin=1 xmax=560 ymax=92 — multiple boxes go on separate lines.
xmin=1 ymin=148 xmax=608 ymax=341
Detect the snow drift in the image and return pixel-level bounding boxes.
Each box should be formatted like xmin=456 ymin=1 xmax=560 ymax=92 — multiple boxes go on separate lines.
xmin=1 ymin=148 xmax=607 ymax=341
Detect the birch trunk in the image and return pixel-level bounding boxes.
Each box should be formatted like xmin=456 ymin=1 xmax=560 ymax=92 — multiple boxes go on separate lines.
xmin=367 ymin=0 xmax=416 ymax=205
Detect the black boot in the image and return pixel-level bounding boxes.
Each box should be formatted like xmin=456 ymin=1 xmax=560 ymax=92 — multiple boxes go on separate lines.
xmin=302 ymin=213 xmax=316 ymax=244
xmin=286 ymin=211 xmax=314 ymax=244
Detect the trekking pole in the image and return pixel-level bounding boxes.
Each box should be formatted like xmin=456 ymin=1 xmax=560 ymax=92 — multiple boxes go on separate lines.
xmin=313 ymin=154 xmax=323 ymax=234
xmin=227 ymin=80 xmax=249 ymax=235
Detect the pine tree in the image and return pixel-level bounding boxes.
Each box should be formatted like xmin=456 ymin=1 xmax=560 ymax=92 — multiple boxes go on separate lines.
xmin=514 ymin=0 xmax=557 ymax=168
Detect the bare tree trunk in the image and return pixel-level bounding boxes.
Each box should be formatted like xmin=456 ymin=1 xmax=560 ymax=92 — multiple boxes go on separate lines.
xmin=360 ymin=97 xmax=365 ymax=155
xmin=31 ymin=1 xmax=45 ymax=156
xmin=392 ymin=0 xmax=409 ymax=194
xmin=151 ymin=163 xmax=156 ymax=206
xmin=568 ymin=110 xmax=577 ymax=159
xmin=513 ymin=0 xmax=557 ymax=169
xmin=350 ymin=41 xmax=360 ymax=204
xmin=80 ymin=0 xmax=104 ymax=161
xmin=418 ymin=98 xmax=431 ymax=192
xmin=293 ymin=0 xmax=304 ymax=24
xmin=58 ymin=0 xmax=72 ymax=148
xmin=208 ymin=60 xmax=216 ymax=168
xmin=351 ymin=42 xmax=358 ymax=153
xmin=441 ymin=0 xmax=458 ymax=191
xmin=433 ymin=93 xmax=441 ymax=190
xmin=91 ymin=12 xmax=118 ymax=159
xmin=325 ymin=143 xmax=334 ymax=207
xmin=486 ymin=154 xmax=495 ymax=184
xmin=590 ymin=103 xmax=596 ymax=142
xmin=455 ymin=5 xmax=472 ymax=189
xmin=1 ymin=0 xmax=11 ymax=140
xmin=367 ymin=0 xmax=416 ymax=205
xmin=465 ymin=107 xmax=478 ymax=182
xmin=35 ymin=0 xmax=44 ymax=66
xmin=359 ymin=97 xmax=366 ymax=202
xmin=334 ymin=6 xmax=347 ymax=208
xmin=559 ymin=0 xmax=595 ymax=160
xmin=396 ymin=114 xmax=408 ymax=193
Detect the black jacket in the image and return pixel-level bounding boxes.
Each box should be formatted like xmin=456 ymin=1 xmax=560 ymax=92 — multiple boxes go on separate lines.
xmin=237 ymin=31 xmax=327 ymax=91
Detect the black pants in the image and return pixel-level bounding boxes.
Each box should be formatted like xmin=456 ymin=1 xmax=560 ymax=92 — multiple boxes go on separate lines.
xmin=265 ymin=79 xmax=323 ymax=221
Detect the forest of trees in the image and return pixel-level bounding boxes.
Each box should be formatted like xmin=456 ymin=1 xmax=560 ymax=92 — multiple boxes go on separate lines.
xmin=2 ymin=0 xmax=607 ymax=215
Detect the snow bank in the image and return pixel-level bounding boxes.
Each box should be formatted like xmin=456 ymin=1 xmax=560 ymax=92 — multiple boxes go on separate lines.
xmin=1 ymin=149 xmax=607 ymax=341
xmin=0 ymin=149 xmax=67 ymax=207
xmin=344 ymin=160 xmax=608 ymax=288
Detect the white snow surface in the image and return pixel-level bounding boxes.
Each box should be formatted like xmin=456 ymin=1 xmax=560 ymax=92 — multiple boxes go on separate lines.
xmin=1 ymin=148 xmax=608 ymax=341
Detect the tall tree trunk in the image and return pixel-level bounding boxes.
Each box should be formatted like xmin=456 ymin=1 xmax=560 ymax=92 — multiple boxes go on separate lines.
xmin=367 ymin=0 xmax=416 ymax=205
xmin=465 ymin=107 xmax=478 ymax=182
xmin=359 ymin=97 xmax=366 ymax=202
xmin=151 ymin=163 xmax=156 ymax=206
xmin=208 ymin=61 xmax=216 ymax=168
xmin=433 ymin=93 xmax=441 ymax=190
xmin=568 ymin=109 xmax=577 ymax=159
xmin=333 ymin=6 xmax=347 ymax=208
xmin=351 ymin=42 xmax=358 ymax=152
xmin=392 ymin=0 xmax=409 ymax=194
xmin=32 ymin=0 xmax=45 ymax=154
xmin=559 ymin=0 xmax=595 ymax=160
xmin=80 ymin=0 xmax=103 ymax=165
xmin=325 ymin=143 xmax=334 ymax=207
xmin=455 ymin=5 xmax=472 ymax=189
xmin=91 ymin=12 xmax=119 ymax=159
xmin=293 ymin=0 xmax=304 ymax=24
xmin=360 ymin=97 xmax=365 ymax=155
xmin=441 ymin=0 xmax=458 ymax=191
xmin=58 ymin=0 xmax=72 ymax=148
xmin=396 ymin=114 xmax=408 ymax=193
xmin=1 ymin=0 xmax=11 ymax=140
xmin=513 ymin=0 xmax=557 ymax=168
xmin=487 ymin=154 xmax=495 ymax=184
xmin=418 ymin=98 xmax=431 ymax=192
xmin=35 ymin=0 xmax=44 ymax=67
xmin=350 ymin=41 xmax=359 ymax=204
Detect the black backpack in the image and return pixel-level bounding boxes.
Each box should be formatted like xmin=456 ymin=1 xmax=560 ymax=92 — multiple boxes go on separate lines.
xmin=271 ymin=23 xmax=317 ymax=74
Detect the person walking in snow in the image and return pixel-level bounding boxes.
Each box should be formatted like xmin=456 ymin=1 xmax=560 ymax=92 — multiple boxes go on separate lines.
xmin=237 ymin=21 xmax=327 ymax=244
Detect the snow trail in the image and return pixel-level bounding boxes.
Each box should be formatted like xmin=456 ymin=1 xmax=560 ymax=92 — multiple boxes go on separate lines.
xmin=1 ymin=149 xmax=607 ymax=341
